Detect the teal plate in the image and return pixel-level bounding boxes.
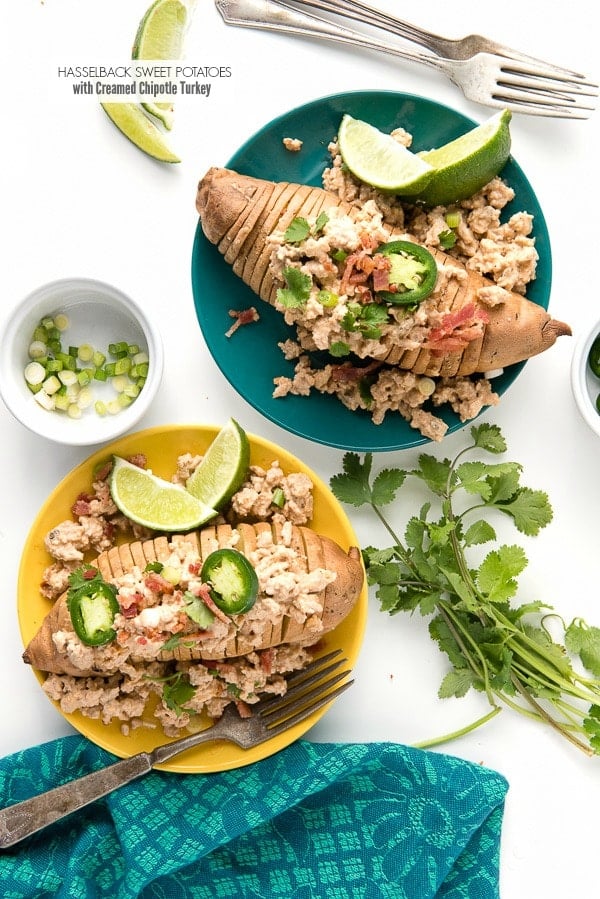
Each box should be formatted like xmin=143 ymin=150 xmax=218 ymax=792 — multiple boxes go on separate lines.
xmin=191 ymin=90 xmax=552 ymax=452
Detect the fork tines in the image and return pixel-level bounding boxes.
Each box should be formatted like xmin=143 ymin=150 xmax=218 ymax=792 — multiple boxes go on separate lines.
xmin=258 ymin=650 xmax=353 ymax=735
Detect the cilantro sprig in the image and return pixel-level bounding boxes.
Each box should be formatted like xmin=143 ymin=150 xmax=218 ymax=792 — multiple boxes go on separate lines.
xmin=331 ymin=423 xmax=600 ymax=756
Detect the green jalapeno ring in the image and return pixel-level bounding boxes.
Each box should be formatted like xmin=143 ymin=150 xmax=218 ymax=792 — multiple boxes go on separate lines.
xmin=374 ymin=240 xmax=438 ymax=305
xmin=200 ymin=548 xmax=259 ymax=616
xmin=588 ymin=333 xmax=600 ymax=379
xmin=67 ymin=568 xmax=120 ymax=646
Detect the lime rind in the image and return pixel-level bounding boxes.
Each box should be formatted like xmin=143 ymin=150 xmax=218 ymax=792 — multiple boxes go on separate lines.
xmin=338 ymin=114 xmax=434 ymax=194
xmin=110 ymin=456 xmax=217 ymax=531
xmin=142 ymin=101 xmax=175 ymax=130
xmin=101 ymin=103 xmax=180 ymax=163
xmin=186 ymin=419 xmax=251 ymax=509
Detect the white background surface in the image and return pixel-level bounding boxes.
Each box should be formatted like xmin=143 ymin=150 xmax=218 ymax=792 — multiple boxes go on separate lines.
xmin=1 ymin=1 xmax=599 ymax=894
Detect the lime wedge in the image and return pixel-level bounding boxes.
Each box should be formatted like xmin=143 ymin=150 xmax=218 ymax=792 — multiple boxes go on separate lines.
xmin=132 ymin=0 xmax=190 ymax=58
xmin=132 ymin=0 xmax=192 ymax=132
xmin=337 ymin=114 xmax=434 ymax=194
xmin=101 ymin=103 xmax=180 ymax=163
xmin=110 ymin=456 xmax=217 ymax=531
xmin=415 ymin=109 xmax=512 ymax=207
xmin=186 ymin=419 xmax=251 ymax=509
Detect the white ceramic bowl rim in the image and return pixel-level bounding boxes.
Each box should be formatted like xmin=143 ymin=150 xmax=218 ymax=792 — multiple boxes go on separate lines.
xmin=0 ymin=277 xmax=164 ymax=446
xmin=570 ymin=316 xmax=600 ymax=438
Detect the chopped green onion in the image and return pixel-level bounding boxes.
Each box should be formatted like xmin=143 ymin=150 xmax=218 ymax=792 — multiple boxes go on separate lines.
xmin=78 ymin=343 xmax=94 ymax=363
xmin=54 ymin=313 xmax=70 ymax=331
xmin=24 ymin=312 xmax=148 ymax=421
xmin=24 ymin=361 xmax=46 ymax=386
xmin=271 ymin=487 xmax=286 ymax=508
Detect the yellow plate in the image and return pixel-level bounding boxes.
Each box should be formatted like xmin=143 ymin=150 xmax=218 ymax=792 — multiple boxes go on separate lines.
xmin=17 ymin=424 xmax=368 ymax=773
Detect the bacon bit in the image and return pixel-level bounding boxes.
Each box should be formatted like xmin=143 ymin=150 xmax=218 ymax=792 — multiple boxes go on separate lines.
xmin=120 ymin=604 xmax=139 ymax=619
xmin=426 ymin=303 xmax=490 ymax=354
xmin=235 ymin=700 xmax=253 ymax=718
xmin=93 ymin=461 xmax=113 ymax=482
xmin=260 ymin=649 xmax=273 ymax=675
xmin=71 ymin=493 xmax=94 ymax=516
xmin=136 ymin=636 xmax=148 ymax=645
xmin=82 ymin=567 xmax=99 ymax=580
xmin=198 ymin=586 xmax=231 ymax=624
xmin=188 ymin=560 xmax=202 ymax=576
xmin=144 ymin=573 xmax=175 ymax=595
xmin=330 ymin=360 xmax=382 ymax=383
xmin=372 ymin=257 xmax=392 ymax=293
xmin=225 ymin=306 xmax=260 ymax=338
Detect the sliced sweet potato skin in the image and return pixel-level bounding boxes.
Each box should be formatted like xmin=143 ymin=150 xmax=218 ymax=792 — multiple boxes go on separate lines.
xmin=22 ymin=523 xmax=364 ymax=676
xmin=196 ymin=167 xmax=570 ymax=377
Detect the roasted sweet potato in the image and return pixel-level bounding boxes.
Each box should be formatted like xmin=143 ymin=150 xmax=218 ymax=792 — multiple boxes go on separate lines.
xmin=23 ymin=521 xmax=364 ymax=677
xmin=196 ymin=167 xmax=570 ymax=378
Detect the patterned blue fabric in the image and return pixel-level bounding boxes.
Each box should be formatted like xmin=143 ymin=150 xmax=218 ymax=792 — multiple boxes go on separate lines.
xmin=0 ymin=736 xmax=508 ymax=898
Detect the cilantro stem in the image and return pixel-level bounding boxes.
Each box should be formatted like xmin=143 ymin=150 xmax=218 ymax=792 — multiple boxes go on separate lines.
xmin=413 ymin=706 xmax=502 ymax=750
xmin=509 ymin=673 xmax=594 ymax=756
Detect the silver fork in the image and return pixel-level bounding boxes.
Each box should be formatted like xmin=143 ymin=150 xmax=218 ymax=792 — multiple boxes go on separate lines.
xmin=0 ymin=650 xmax=352 ymax=849
xmin=216 ymin=0 xmax=598 ymax=119
xmin=290 ymin=0 xmax=589 ymax=76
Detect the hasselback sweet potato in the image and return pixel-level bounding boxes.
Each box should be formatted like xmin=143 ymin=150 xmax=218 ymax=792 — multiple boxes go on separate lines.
xmin=196 ymin=167 xmax=570 ymax=378
xmin=23 ymin=521 xmax=363 ymax=677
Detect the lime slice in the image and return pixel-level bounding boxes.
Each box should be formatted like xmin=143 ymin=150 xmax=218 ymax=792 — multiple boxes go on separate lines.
xmin=132 ymin=0 xmax=191 ymax=132
xmin=415 ymin=109 xmax=512 ymax=207
xmin=101 ymin=103 xmax=180 ymax=163
xmin=186 ymin=419 xmax=251 ymax=509
xmin=337 ymin=114 xmax=434 ymax=194
xmin=110 ymin=456 xmax=217 ymax=531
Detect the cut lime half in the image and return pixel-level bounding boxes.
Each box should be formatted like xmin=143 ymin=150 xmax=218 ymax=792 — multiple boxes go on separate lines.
xmin=186 ymin=419 xmax=251 ymax=509
xmin=415 ymin=109 xmax=512 ymax=206
xmin=110 ymin=456 xmax=216 ymax=531
xmin=337 ymin=114 xmax=434 ymax=194
xmin=101 ymin=103 xmax=180 ymax=163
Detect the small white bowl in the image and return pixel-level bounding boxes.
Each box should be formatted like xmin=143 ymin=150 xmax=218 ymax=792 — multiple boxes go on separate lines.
xmin=0 ymin=277 xmax=164 ymax=446
xmin=571 ymin=316 xmax=600 ymax=439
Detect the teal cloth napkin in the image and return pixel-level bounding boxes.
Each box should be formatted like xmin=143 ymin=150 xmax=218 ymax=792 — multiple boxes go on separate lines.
xmin=0 ymin=736 xmax=508 ymax=898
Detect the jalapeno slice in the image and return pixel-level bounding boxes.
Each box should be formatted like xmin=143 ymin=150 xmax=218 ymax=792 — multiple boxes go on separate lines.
xmin=200 ymin=549 xmax=259 ymax=616
xmin=589 ymin=333 xmax=600 ymax=379
xmin=374 ymin=240 xmax=437 ymax=305
xmin=67 ymin=566 xmax=119 ymax=646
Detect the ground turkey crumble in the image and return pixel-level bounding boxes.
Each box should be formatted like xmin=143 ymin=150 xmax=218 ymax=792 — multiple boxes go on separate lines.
xmin=37 ymin=452 xmax=327 ymax=737
xmin=269 ymin=132 xmax=538 ymax=442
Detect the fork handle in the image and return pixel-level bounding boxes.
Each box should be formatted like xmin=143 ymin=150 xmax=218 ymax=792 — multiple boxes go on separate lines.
xmin=289 ymin=0 xmax=460 ymax=57
xmin=0 ymin=753 xmax=152 ymax=849
xmin=216 ymin=0 xmax=441 ymax=70
xmin=0 ymin=719 xmax=234 ymax=849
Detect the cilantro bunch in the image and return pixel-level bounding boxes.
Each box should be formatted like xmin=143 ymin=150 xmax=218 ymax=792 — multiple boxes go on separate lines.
xmin=331 ymin=423 xmax=600 ymax=756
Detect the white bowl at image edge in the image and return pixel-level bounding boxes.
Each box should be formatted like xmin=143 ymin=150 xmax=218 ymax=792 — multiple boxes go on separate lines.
xmin=0 ymin=278 xmax=164 ymax=446
xmin=571 ymin=317 xmax=600 ymax=440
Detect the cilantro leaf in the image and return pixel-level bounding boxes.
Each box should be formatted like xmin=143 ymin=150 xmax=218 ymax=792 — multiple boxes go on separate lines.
xmin=565 ymin=620 xmax=600 ymax=676
xmin=162 ymin=673 xmax=195 ymax=716
xmin=276 ymin=267 xmax=312 ymax=308
xmin=284 ymin=217 xmax=311 ymax=243
xmin=371 ymin=468 xmax=406 ymax=507
xmin=476 ymin=545 xmax=527 ymax=603
xmin=412 ymin=454 xmax=452 ymax=495
xmin=314 ymin=211 xmax=329 ymax=234
xmin=497 ymin=487 xmax=553 ymax=535
xmin=330 ymin=452 xmax=373 ymax=506
xmin=470 ymin=423 xmax=507 ymax=454
xmin=463 ymin=519 xmax=496 ymax=546
xmin=329 ymin=341 xmax=350 ymax=358
xmin=438 ymin=668 xmax=477 ymax=698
